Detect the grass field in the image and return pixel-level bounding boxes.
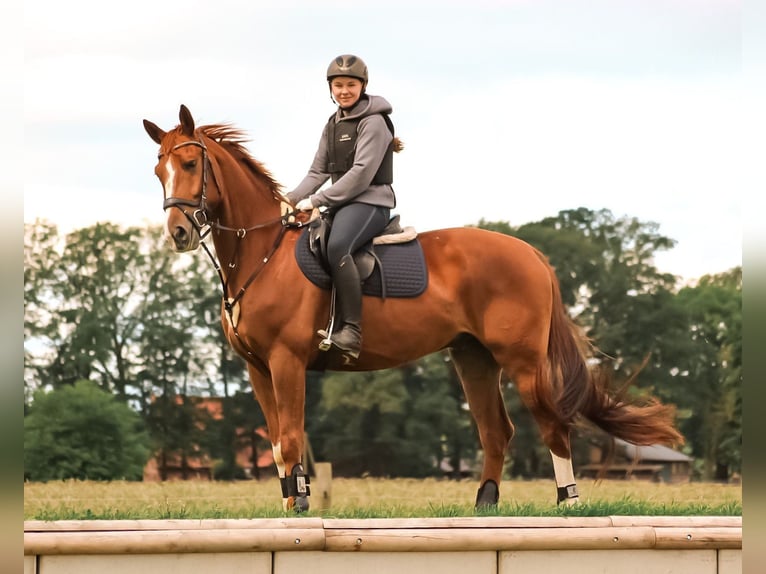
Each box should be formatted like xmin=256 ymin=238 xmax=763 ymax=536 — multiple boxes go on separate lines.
xmin=24 ymin=477 xmax=742 ymax=520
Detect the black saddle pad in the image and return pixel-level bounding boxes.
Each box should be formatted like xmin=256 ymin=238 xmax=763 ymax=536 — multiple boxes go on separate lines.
xmin=294 ymin=228 xmax=428 ymax=298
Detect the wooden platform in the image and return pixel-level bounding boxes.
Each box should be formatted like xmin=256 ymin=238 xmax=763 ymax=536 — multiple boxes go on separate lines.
xmin=24 ymin=516 xmax=742 ymax=574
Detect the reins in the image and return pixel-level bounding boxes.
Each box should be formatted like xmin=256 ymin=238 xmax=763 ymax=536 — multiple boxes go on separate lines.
xmin=163 ymin=136 xmax=307 ymax=359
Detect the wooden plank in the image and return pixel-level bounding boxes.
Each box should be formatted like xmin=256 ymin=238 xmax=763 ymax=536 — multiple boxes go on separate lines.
xmin=322 ymin=516 xmax=614 ymax=529
xmin=275 ymin=551 xmax=497 ymax=574
xmin=39 ymin=552 xmax=272 ymax=574
xmin=323 ymin=516 xmax=742 ymax=530
xmin=717 ymin=549 xmax=743 ymax=574
xmin=24 ymin=517 xmax=742 ymax=556
xmin=26 ymin=516 xmax=740 ymax=533
xmin=25 ymin=528 xmax=325 ymax=555
xmin=609 ymin=516 xmax=741 ymax=528
xmin=324 ymin=526 xmax=657 ymax=552
xmin=654 ymin=527 xmax=742 ymax=549
xmin=500 ymin=549 xmax=717 ymax=574
xmin=24 ymin=518 xmax=323 ymax=532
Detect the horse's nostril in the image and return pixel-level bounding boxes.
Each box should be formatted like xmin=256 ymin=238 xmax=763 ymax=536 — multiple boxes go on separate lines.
xmin=171 ymin=226 xmax=193 ymax=250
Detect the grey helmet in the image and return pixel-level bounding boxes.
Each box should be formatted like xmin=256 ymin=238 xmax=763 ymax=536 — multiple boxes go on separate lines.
xmin=326 ymin=54 xmax=368 ymax=88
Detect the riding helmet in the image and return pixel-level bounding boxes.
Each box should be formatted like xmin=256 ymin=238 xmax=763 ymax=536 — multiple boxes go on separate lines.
xmin=326 ymin=54 xmax=368 ymax=88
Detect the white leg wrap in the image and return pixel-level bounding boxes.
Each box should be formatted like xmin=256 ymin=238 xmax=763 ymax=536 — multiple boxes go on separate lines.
xmin=551 ymin=450 xmax=579 ymax=505
xmin=551 ymin=451 xmax=576 ymax=485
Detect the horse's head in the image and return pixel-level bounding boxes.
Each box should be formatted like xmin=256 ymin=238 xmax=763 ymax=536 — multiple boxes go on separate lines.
xmin=143 ymin=104 xmax=212 ymax=252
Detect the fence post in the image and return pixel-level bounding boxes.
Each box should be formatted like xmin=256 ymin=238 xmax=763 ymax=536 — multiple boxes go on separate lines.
xmin=314 ymin=462 xmax=332 ymax=510
xmin=304 ymin=433 xmax=332 ymax=510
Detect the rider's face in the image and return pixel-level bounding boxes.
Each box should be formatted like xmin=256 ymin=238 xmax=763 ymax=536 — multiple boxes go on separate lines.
xmin=331 ymin=77 xmax=363 ymax=109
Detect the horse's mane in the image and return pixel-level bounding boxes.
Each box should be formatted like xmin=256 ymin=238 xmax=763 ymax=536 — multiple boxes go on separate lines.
xmin=198 ymin=123 xmax=283 ymax=195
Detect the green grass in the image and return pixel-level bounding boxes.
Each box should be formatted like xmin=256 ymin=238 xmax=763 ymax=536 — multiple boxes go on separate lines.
xmin=24 ymin=477 xmax=742 ymax=521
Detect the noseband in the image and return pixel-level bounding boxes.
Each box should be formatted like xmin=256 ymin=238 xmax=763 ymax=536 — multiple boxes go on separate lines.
xmin=162 ymin=139 xmax=210 ymax=231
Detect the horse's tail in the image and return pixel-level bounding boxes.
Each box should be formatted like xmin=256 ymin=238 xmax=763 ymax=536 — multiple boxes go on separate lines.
xmin=534 ymin=250 xmax=684 ymax=450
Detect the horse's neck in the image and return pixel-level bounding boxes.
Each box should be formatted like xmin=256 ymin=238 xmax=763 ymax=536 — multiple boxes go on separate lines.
xmin=212 ymin=177 xmax=284 ymax=274
xmin=204 ymin=138 xmax=287 ymax=281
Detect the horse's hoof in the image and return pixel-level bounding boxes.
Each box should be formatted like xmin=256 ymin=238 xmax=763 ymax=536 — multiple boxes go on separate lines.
xmin=475 ymin=479 xmax=499 ymax=508
xmin=293 ymin=496 xmax=310 ymax=513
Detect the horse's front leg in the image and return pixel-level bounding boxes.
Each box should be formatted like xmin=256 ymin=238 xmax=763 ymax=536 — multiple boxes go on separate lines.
xmin=270 ymin=351 xmax=311 ymax=512
xmin=246 ymin=357 xmax=309 ymax=512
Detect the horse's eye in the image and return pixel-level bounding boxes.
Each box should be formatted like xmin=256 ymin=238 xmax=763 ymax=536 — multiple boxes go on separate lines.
xmin=182 ymin=160 xmax=197 ymax=170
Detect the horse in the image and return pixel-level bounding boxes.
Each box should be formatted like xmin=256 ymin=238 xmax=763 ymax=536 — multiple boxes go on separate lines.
xmin=143 ymin=104 xmax=683 ymax=512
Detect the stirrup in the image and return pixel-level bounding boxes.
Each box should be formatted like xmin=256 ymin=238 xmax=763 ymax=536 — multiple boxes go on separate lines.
xmin=317 ymin=329 xmax=332 ymax=351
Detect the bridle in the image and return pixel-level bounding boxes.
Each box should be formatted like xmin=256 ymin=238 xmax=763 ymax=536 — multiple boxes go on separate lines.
xmin=161 ymin=136 xmax=306 ymax=360
xmin=162 ymin=137 xmax=299 ymax=238
xmin=162 ymin=139 xmax=212 ymax=233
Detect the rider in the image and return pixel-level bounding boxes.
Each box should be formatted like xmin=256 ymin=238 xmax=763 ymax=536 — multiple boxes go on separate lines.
xmin=288 ymin=54 xmax=402 ymax=360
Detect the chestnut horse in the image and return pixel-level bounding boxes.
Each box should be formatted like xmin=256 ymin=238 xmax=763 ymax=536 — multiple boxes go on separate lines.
xmin=143 ymin=105 xmax=682 ymax=512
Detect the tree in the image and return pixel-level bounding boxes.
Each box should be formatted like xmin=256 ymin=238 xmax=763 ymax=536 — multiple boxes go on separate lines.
xmin=215 ymin=389 xmax=269 ymax=480
xmin=24 ymin=220 xmax=63 ymax=404
xmin=510 ymin=208 xmax=678 ymax=340
xmin=311 ymin=353 xmax=476 ymax=478
xmin=672 ymin=268 xmax=742 ymax=480
xmin=422 ymin=354 xmax=478 ymax=479
xmin=24 ymin=222 xmax=219 ymax=402
xmin=316 ymin=368 xmax=410 ymax=476
xmin=45 ymin=223 xmax=151 ymax=398
xmin=134 ymin=230 xmax=248 ymax=480
xmin=24 ymin=221 xmax=243 ymax=481
xmin=24 ymin=380 xmax=151 ymax=481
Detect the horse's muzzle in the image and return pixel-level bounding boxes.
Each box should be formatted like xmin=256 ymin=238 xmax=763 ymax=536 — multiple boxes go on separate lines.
xmin=167 ymin=221 xmax=200 ymax=252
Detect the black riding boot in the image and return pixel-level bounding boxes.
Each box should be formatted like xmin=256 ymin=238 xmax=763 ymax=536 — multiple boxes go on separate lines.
xmin=330 ymin=254 xmax=363 ymax=358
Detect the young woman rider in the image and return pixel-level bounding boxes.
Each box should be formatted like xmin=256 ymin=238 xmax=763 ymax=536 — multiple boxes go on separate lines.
xmin=287 ymin=54 xmax=402 ymax=360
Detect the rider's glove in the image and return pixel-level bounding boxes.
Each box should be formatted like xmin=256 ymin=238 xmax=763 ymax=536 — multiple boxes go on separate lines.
xmin=295 ymin=197 xmax=314 ymax=211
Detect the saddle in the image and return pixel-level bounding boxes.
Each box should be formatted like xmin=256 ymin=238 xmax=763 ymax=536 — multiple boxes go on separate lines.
xmin=294 ymin=214 xmax=428 ymax=299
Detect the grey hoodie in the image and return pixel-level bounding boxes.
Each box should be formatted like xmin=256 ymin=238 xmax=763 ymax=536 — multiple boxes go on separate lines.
xmin=286 ymin=95 xmax=396 ymax=209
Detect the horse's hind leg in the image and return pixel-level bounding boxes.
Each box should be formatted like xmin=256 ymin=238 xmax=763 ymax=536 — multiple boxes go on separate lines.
xmin=550 ymin=448 xmax=579 ymax=505
xmin=513 ymin=366 xmax=580 ymax=506
xmin=449 ymin=335 xmax=513 ymax=508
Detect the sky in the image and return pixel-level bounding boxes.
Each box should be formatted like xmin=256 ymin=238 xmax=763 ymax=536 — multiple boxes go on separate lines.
xmin=23 ymin=0 xmax=745 ymax=281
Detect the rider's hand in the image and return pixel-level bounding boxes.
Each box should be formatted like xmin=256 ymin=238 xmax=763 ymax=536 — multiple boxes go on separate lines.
xmin=295 ymin=197 xmax=314 ymax=211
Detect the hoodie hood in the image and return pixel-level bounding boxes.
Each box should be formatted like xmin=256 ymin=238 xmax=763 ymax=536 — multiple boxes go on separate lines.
xmin=336 ymin=94 xmax=393 ymax=122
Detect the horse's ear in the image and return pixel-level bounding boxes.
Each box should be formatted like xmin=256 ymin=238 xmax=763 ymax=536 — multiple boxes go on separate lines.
xmin=179 ymin=104 xmax=195 ymax=136
xmin=143 ymin=119 xmax=166 ymax=145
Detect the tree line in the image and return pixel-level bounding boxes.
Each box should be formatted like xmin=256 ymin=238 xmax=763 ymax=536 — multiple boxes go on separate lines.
xmin=23 ymin=208 xmax=741 ymax=482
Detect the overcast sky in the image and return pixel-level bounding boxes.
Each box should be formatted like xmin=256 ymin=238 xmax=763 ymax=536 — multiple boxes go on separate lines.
xmin=24 ymin=0 xmax=743 ymax=281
